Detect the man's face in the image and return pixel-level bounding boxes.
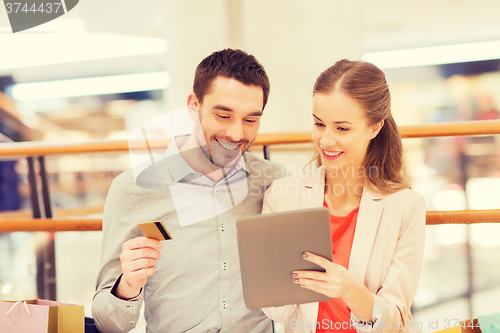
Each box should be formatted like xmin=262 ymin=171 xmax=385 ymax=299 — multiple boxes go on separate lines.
xmin=193 ymin=76 xmax=264 ymax=168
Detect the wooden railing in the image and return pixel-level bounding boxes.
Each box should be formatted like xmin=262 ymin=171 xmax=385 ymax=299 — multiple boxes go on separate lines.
xmin=1 ymin=120 xmax=500 ymax=157
xmin=1 ymin=119 xmax=500 ymax=233
xmin=0 ymin=206 xmax=104 ymax=220
xmin=0 ymin=218 xmax=103 ymax=232
xmin=1 ymin=209 xmax=500 ymax=233
xmin=0 ymin=91 xmax=36 ymax=142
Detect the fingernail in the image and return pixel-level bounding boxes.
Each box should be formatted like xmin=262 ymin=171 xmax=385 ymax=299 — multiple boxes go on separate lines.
xmin=293 ymin=278 xmax=299 ymax=283
xmin=158 ymin=242 xmax=163 ymax=249
xmin=292 ymin=272 xmax=298 ymax=277
xmin=302 ymin=252 xmax=309 ymax=258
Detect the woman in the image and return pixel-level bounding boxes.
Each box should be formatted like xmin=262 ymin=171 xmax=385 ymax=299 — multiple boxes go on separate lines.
xmin=262 ymin=59 xmax=426 ymax=333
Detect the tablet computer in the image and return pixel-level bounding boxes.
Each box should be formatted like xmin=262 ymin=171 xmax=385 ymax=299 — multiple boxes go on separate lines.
xmin=236 ymin=207 xmax=332 ymax=310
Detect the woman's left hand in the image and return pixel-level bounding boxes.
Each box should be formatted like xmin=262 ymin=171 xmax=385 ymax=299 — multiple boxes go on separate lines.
xmin=292 ymin=252 xmax=357 ymax=299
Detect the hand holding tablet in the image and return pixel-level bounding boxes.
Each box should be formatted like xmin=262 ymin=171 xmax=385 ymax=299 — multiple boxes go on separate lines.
xmin=237 ymin=207 xmax=332 ymax=309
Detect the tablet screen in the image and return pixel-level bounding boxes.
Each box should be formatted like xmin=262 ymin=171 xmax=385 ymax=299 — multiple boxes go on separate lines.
xmin=237 ymin=207 xmax=332 ymax=309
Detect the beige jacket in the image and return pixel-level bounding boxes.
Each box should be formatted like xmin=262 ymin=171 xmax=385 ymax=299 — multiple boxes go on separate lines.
xmin=261 ymin=167 xmax=426 ymax=333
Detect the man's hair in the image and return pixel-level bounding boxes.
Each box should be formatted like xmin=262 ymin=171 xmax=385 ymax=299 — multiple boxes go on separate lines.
xmin=193 ymin=49 xmax=270 ymax=109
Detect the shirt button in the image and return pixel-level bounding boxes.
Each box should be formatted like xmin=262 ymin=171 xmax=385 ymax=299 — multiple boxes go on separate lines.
xmin=220 ymin=225 xmax=225 ymax=231
xmin=130 ymin=321 xmax=134 ymax=325
xmin=222 ymin=301 xmax=226 ymax=309
xmin=223 ymin=263 xmax=227 ymax=270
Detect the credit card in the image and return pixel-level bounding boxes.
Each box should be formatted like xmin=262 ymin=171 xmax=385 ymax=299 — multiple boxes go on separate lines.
xmin=138 ymin=221 xmax=172 ymax=241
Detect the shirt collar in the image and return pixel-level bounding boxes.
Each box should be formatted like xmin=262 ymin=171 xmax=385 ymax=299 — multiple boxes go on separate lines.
xmin=241 ymin=153 xmax=252 ymax=174
xmin=164 ymin=135 xmax=248 ymax=183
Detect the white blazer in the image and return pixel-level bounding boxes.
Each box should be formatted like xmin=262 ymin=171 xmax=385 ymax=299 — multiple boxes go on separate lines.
xmin=261 ymin=167 xmax=426 ymax=333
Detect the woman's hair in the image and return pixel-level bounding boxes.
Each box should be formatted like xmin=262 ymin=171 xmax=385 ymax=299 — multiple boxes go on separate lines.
xmin=311 ymin=59 xmax=408 ymax=193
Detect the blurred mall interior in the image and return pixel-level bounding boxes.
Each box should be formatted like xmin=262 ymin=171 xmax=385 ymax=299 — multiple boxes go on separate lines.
xmin=1 ymin=1 xmax=499 ymax=332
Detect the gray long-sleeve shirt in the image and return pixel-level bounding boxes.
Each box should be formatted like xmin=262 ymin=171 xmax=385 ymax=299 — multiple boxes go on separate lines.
xmin=92 ymin=137 xmax=287 ymax=333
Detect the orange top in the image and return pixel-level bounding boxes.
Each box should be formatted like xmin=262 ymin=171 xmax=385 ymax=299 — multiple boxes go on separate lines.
xmin=316 ymin=202 xmax=359 ymax=333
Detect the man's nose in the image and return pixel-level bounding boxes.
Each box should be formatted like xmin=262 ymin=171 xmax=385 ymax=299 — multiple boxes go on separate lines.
xmin=226 ymin=121 xmax=244 ymax=142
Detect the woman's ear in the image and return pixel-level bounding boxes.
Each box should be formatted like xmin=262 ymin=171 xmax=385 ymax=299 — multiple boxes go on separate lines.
xmin=187 ymin=93 xmax=200 ymax=122
xmin=370 ymin=120 xmax=384 ymax=140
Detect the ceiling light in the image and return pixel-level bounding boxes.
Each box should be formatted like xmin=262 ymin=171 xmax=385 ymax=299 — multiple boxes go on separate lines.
xmin=0 ymin=33 xmax=167 ymax=72
xmin=11 ymin=72 xmax=170 ymax=101
xmin=362 ymin=40 xmax=500 ymax=69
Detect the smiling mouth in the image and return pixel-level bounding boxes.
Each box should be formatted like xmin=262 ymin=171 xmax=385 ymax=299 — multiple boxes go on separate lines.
xmin=216 ymin=139 xmax=240 ymax=151
xmin=323 ymin=150 xmax=342 ymax=157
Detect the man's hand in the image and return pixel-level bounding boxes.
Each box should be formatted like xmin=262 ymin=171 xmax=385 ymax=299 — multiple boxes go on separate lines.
xmin=115 ymin=237 xmax=163 ymax=300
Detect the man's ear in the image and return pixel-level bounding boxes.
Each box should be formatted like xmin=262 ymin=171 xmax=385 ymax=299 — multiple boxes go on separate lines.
xmin=370 ymin=120 xmax=384 ymax=140
xmin=187 ymin=93 xmax=200 ymax=122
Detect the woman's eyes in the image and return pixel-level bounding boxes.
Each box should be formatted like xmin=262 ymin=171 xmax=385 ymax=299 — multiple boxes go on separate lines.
xmin=314 ymin=123 xmax=349 ymax=132
xmin=216 ymin=114 xmax=230 ymax=119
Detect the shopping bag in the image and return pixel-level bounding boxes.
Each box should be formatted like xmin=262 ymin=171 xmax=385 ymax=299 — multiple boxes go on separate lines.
xmin=461 ymin=319 xmax=482 ymax=333
xmin=0 ymin=299 xmax=84 ymax=333
xmin=477 ymin=313 xmax=500 ymax=333
xmin=85 ymin=317 xmax=101 ymax=333
xmin=433 ymin=314 xmax=500 ymax=333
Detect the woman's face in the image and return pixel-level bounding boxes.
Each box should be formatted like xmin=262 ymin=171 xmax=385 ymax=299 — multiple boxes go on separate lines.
xmin=312 ymin=91 xmax=383 ymax=174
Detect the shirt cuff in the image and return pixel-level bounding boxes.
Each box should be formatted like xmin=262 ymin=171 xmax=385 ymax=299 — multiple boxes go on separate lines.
xmin=351 ymin=295 xmax=390 ymax=333
xmin=110 ymin=274 xmax=144 ymax=302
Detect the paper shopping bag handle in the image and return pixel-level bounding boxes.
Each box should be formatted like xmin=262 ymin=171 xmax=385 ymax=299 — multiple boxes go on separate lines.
xmin=5 ymin=301 xmax=32 ymax=317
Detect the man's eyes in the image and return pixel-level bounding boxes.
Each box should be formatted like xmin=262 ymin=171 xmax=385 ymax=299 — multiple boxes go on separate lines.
xmin=216 ymin=114 xmax=258 ymax=123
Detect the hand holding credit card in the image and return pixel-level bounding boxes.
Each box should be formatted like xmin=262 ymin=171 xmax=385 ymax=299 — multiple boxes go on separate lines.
xmin=138 ymin=221 xmax=173 ymax=241
xmin=116 ymin=224 xmax=167 ymax=299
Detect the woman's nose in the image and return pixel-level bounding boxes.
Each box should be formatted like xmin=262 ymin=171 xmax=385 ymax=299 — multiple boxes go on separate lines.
xmin=320 ymin=130 xmax=337 ymax=148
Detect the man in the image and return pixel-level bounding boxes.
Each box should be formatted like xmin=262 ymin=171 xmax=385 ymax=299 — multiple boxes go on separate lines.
xmin=92 ymin=49 xmax=287 ymax=332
